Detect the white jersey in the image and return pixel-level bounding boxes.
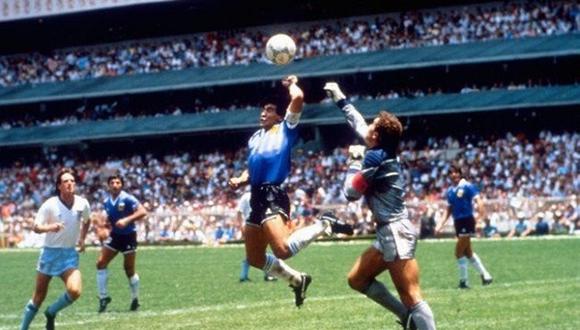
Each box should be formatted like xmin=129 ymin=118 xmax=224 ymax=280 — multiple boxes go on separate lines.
xmin=238 ymin=192 xmax=252 ymax=221
xmin=34 ymin=195 xmax=91 ymax=248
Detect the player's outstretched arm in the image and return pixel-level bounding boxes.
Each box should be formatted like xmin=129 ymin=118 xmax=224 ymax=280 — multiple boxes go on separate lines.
xmin=323 ymin=82 xmax=368 ymax=140
xmin=283 ymin=75 xmax=304 ymax=114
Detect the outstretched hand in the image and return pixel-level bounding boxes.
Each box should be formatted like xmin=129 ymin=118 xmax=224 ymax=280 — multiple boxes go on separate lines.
xmin=282 ymin=75 xmax=298 ymax=87
xmin=323 ymin=82 xmax=347 ymax=102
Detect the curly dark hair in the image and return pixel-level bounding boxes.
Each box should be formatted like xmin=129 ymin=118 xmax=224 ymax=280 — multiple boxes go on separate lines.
xmin=107 ymin=173 xmax=125 ymax=186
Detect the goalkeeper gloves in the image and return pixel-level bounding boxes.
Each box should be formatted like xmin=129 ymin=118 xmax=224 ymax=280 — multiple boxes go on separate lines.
xmin=323 ymin=82 xmax=347 ymax=103
xmin=348 ymin=145 xmax=366 ymax=161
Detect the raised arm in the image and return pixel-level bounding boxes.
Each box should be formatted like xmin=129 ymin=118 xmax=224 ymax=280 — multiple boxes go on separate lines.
xmin=323 ymin=82 xmax=368 ymax=140
xmin=283 ymin=75 xmax=304 ymax=114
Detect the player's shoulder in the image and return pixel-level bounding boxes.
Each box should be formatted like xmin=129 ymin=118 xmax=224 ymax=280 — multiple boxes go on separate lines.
xmin=364 ymin=148 xmax=387 ymax=167
xmin=120 ymin=190 xmax=134 ymax=199
xmin=250 ymin=128 xmax=264 ymax=139
xmin=42 ymin=196 xmax=59 ymax=208
xmin=458 ymin=178 xmax=472 ymax=188
xmin=74 ymin=194 xmax=90 ymax=206
xmin=121 ymin=190 xmax=140 ymax=204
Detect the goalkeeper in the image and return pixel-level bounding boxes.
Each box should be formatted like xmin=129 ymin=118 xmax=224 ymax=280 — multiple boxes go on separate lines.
xmin=324 ymin=82 xmax=436 ymax=330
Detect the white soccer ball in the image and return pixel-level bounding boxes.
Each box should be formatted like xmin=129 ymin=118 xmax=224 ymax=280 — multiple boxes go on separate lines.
xmin=265 ymin=33 xmax=296 ymax=65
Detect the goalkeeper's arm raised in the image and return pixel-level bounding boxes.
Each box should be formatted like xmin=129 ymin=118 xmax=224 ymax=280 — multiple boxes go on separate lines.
xmin=323 ymin=82 xmax=368 ymax=140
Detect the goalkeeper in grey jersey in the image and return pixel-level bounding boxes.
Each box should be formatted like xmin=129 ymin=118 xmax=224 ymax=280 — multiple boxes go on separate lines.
xmin=324 ymin=82 xmax=436 ymax=330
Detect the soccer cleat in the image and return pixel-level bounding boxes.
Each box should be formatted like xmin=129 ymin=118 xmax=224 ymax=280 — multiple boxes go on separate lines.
xmin=481 ymin=275 xmax=493 ymax=286
xmin=44 ymin=310 xmax=55 ymax=330
xmin=239 ymin=277 xmax=251 ymax=283
xmin=98 ymin=296 xmax=112 ymax=313
xmin=290 ymin=274 xmax=312 ymax=307
xmin=264 ymin=275 xmax=277 ymax=282
xmin=130 ymin=298 xmax=140 ymax=311
xmin=458 ymin=280 xmax=470 ymax=289
xmin=319 ymin=212 xmax=354 ymax=236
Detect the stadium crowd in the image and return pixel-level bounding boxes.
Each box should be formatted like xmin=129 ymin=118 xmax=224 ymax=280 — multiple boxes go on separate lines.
xmin=0 ymin=77 xmax=565 ymax=130
xmin=0 ymin=1 xmax=578 ymax=87
xmin=0 ymin=130 xmax=577 ymax=248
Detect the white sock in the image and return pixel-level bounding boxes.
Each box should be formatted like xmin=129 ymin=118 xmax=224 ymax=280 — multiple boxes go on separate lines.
xmin=469 ymin=253 xmax=491 ymax=279
xmin=286 ymin=220 xmax=328 ymax=256
xmin=129 ymin=274 xmax=140 ymax=300
xmin=263 ymin=254 xmax=302 ymax=287
xmin=457 ymin=257 xmax=468 ymax=282
xmin=410 ymin=301 xmax=436 ymax=330
xmin=97 ymin=269 xmax=109 ymax=299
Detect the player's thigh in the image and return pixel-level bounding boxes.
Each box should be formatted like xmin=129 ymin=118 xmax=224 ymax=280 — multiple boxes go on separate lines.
xmin=348 ymin=246 xmax=389 ymax=290
xmin=97 ymin=246 xmax=118 ymax=268
xmin=61 ymin=268 xmax=82 ymax=300
xmin=387 ymin=258 xmax=423 ymax=306
xmin=456 ymin=236 xmax=472 ymax=257
xmin=32 ymin=272 xmax=53 ymax=305
xmin=262 ymin=215 xmax=291 ymax=253
xmin=244 ymin=224 xmax=268 ymax=267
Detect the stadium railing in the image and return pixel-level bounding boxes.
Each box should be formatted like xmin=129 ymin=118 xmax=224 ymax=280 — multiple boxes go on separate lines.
xmin=1 ymin=85 xmax=579 ymax=147
xmin=0 ymin=34 xmax=578 ymax=106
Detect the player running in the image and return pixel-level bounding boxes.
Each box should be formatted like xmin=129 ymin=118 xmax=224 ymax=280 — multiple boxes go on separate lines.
xmin=324 ymin=82 xmax=436 ymax=329
xmin=229 ymin=75 xmax=353 ymax=307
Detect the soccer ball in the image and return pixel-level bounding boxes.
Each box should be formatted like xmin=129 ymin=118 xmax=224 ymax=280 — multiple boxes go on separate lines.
xmin=265 ymin=34 xmax=296 ymax=65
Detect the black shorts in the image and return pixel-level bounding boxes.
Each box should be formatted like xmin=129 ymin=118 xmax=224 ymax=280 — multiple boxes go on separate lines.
xmin=248 ymin=184 xmax=290 ymax=227
xmin=104 ymin=232 xmax=138 ymax=254
xmin=454 ymin=216 xmax=476 ymax=237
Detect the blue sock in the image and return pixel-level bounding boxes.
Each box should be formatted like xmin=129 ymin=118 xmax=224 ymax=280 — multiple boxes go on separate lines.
xmin=46 ymin=292 xmax=73 ymax=316
xmin=20 ymin=300 xmax=38 ymax=330
xmin=240 ymin=259 xmax=250 ymax=280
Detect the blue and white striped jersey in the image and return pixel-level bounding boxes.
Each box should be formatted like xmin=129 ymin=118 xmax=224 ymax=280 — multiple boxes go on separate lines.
xmin=248 ymin=120 xmax=298 ymax=186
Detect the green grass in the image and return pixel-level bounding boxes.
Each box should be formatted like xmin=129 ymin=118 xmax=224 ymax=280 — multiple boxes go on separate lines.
xmin=1 ymin=237 xmax=580 ymax=329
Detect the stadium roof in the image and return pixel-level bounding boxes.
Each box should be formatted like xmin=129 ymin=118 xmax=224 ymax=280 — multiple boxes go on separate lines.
xmin=1 ymin=85 xmax=578 ymax=147
xmin=0 ymin=34 xmax=578 ymax=106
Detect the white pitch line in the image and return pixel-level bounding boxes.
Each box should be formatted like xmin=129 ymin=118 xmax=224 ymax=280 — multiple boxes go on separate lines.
xmin=2 ymin=276 xmax=579 ymax=329
xmin=1 ymin=235 xmax=579 ymax=254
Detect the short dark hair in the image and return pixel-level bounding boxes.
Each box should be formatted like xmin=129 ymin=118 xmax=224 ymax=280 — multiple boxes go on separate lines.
xmin=263 ymin=103 xmax=285 ymax=118
xmin=55 ymin=168 xmax=77 ymax=194
xmin=107 ymin=173 xmax=124 ymax=186
xmin=449 ymin=165 xmax=463 ymax=176
xmin=374 ymin=111 xmax=402 ymax=153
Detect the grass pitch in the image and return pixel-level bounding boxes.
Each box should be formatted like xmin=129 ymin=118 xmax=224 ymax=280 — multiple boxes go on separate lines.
xmin=1 ymin=237 xmax=579 ymax=329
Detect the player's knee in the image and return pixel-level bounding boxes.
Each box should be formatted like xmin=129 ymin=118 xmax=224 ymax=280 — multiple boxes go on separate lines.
xmin=246 ymin=255 xmax=266 ymax=269
xmin=347 ymin=274 xmax=366 ymax=292
xmin=400 ymin=285 xmax=422 ymax=307
xmin=272 ymin=247 xmax=292 ymax=260
xmin=32 ymin=291 xmax=47 ymax=306
xmin=68 ymin=287 xmax=82 ymax=301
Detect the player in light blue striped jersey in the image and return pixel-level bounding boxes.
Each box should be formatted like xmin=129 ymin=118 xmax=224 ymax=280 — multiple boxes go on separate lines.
xmin=229 ymin=75 xmax=353 ymax=307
